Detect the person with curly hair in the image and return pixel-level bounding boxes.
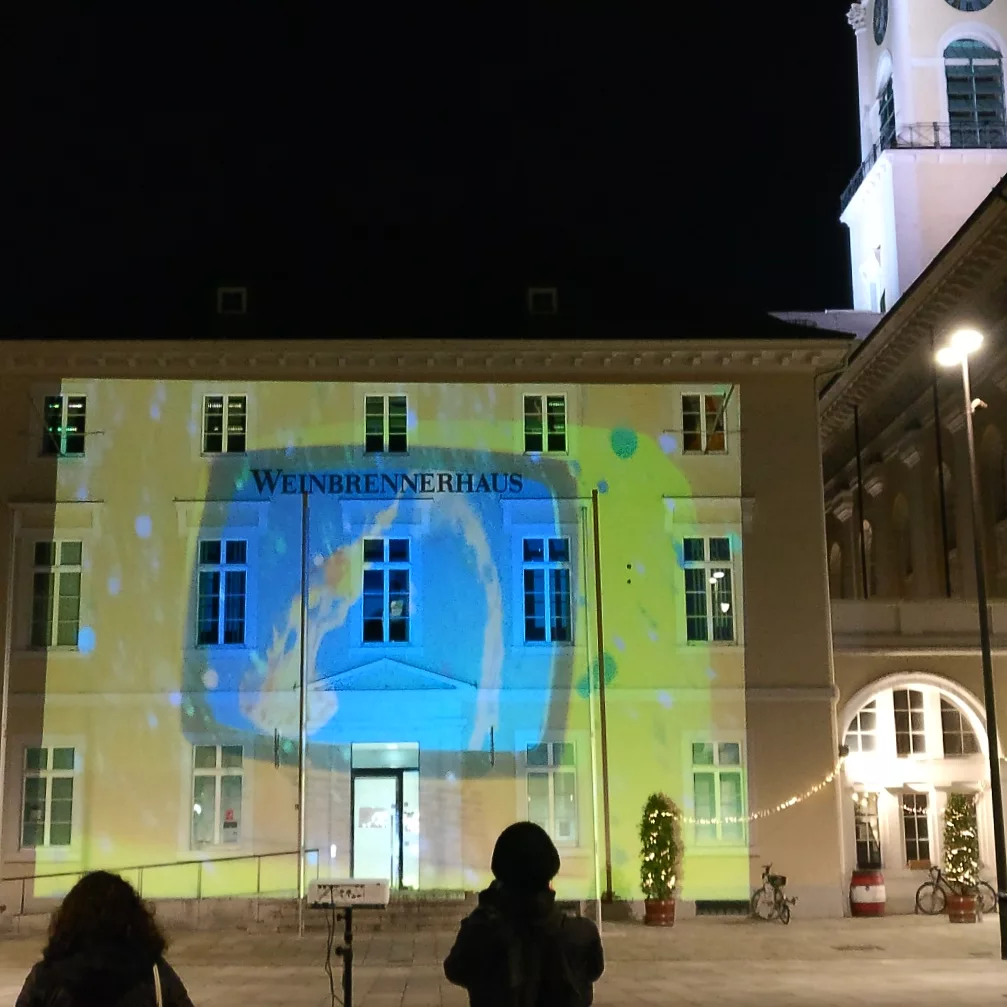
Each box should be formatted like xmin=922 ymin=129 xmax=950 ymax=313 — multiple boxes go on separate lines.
xmin=15 ymin=870 xmax=195 ymax=1007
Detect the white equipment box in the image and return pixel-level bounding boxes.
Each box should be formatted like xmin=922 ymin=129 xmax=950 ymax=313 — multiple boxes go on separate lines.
xmin=308 ymin=878 xmax=390 ymax=909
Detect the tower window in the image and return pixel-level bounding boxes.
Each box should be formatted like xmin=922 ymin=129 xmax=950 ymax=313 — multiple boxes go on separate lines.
xmin=527 ymin=287 xmax=558 ymax=316
xmin=944 ymin=39 xmax=1006 ymax=147
xmin=878 ymin=77 xmax=895 ymax=149
xmin=216 ymin=287 xmax=248 ymax=315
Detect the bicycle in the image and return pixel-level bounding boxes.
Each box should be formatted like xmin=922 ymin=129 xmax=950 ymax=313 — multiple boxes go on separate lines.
xmin=915 ymin=865 xmax=997 ymax=916
xmin=751 ymin=863 xmax=797 ymax=924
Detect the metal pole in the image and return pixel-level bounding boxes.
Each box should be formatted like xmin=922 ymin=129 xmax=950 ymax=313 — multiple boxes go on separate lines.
xmin=580 ymin=507 xmax=604 ymax=932
xmin=296 ymin=491 xmax=309 ymax=937
xmin=853 ymin=406 xmax=869 ymax=598
xmin=0 ymin=511 xmax=21 ymax=870
xmin=342 ymin=906 xmax=354 ymax=1007
xmin=960 ymin=357 xmax=1007 ymax=958
xmin=931 ymin=332 xmax=953 ymax=598
xmin=590 ymin=490 xmax=614 ymax=901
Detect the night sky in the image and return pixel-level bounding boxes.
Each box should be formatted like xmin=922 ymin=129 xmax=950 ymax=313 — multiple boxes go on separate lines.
xmin=10 ymin=8 xmax=860 ymax=328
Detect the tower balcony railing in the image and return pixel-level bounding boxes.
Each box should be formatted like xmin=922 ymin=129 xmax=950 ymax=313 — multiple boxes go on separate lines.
xmin=840 ymin=121 xmax=1007 ymax=213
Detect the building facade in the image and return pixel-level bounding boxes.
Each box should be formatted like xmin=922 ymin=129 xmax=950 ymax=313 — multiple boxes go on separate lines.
xmin=0 ymin=332 xmax=851 ymax=915
xmin=823 ymin=173 xmax=1007 ymax=912
xmin=842 ymin=0 xmax=1007 ymax=313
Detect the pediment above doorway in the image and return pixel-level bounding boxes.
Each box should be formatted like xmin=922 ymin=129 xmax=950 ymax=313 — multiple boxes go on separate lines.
xmin=317 ymin=658 xmax=472 ymax=692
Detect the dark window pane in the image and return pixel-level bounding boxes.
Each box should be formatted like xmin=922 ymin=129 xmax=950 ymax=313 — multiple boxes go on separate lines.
xmin=546 ymin=396 xmax=567 ymax=452
xmin=223 ymin=570 xmax=246 ymax=644
xmin=548 ymin=538 xmax=569 ymax=563
xmin=388 ymin=618 xmax=408 ymax=643
xmin=25 ymin=748 xmax=47 ymax=771
xmin=524 ymin=568 xmax=546 ymax=641
xmin=683 ymin=538 xmax=705 ymax=563
xmin=221 ymin=745 xmax=243 ymax=768
xmin=199 ymin=541 xmax=222 ymax=566
xmin=526 ymin=743 xmax=549 ymax=767
xmin=63 ymin=397 xmax=86 ymax=455
xmin=42 ymin=396 xmax=63 ymax=455
xmin=31 ymin=572 xmax=54 ymax=648
xmin=363 ymin=539 xmax=384 ymax=563
xmin=388 ymin=539 xmax=409 ymax=563
xmin=52 ymin=748 xmax=74 ymax=771
xmin=709 ymin=538 xmax=731 ymax=562
xmin=197 ymin=571 xmax=221 ymax=645
xmin=34 ymin=541 xmax=55 ymax=566
xmin=225 ymin=540 xmax=247 ymax=565
xmin=682 ymin=395 xmax=702 ymax=452
xmin=363 ymin=619 xmax=384 ymax=642
xmin=523 ymin=539 xmax=545 ymax=562
xmin=524 ymin=396 xmax=544 ymax=452
xmin=550 ymin=568 xmax=572 ymax=642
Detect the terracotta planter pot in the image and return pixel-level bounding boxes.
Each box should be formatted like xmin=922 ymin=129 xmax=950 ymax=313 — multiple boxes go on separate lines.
xmin=947 ymin=892 xmax=978 ymax=924
xmin=644 ymin=898 xmax=676 ymax=927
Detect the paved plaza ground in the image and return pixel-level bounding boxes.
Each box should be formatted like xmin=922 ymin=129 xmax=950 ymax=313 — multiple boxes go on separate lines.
xmin=2 ymin=913 xmax=1007 ymax=1004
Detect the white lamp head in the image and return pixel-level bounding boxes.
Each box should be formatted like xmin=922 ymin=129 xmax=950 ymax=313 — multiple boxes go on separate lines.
xmin=936 ymin=328 xmax=984 ymax=367
xmin=952 ymin=328 xmax=983 ymax=355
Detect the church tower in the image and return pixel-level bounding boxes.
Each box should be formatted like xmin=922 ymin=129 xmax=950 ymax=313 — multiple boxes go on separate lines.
xmin=842 ymin=0 xmax=1007 ymax=312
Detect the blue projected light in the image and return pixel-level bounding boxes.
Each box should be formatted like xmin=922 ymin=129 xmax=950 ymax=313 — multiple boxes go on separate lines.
xmin=183 ymin=447 xmax=579 ymax=763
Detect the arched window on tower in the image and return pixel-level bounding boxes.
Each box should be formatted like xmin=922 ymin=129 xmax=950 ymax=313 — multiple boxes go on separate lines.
xmin=829 ymin=542 xmax=845 ymax=598
xmin=944 ymin=39 xmax=1006 ymax=147
xmin=862 ymin=519 xmax=877 ymax=597
xmin=879 ymin=75 xmax=896 ymax=149
xmin=893 ymin=494 xmax=913 ymax=593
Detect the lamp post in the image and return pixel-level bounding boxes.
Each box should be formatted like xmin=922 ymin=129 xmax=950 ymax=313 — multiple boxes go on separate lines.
xmin=936 ymin=327 xmax=1007 ymax=957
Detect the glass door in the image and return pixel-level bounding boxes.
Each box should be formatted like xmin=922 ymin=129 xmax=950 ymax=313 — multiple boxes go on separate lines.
xmin=352 ymin=773 xmax=400 ymax=884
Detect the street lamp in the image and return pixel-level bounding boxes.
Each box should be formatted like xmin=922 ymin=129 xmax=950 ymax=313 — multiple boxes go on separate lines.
xmin=936 ymin=326 xmax=1007 ymax=957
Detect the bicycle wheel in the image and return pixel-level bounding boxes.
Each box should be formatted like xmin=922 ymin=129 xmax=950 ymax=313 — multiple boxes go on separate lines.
xmin=978 ymin=882 xmax=998 ymax=915
xmin=779 ymin=901 xmax=791 ymax=925
xmin=751 ymin=887 xmax=777 ymax=920
xmin=915 ymin=882 xmax=945 ymax=915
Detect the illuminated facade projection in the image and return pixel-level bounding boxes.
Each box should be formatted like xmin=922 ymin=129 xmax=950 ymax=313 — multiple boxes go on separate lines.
xmin=0 ymin=332 xmax=850 ymax=916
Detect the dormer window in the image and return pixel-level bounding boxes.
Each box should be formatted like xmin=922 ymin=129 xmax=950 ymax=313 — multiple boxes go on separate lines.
xmin=527 ymin=287 xmax=558 ymax=317
xmin=216 ymin=287 xmax=248 ymax=316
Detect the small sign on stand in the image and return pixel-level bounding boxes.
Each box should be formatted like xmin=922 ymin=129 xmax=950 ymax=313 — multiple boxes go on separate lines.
xmin=308 ymin=879 xmax=390 ymax=1007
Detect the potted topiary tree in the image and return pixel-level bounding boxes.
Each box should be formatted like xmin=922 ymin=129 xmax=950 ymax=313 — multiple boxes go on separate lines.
xmin=943 ymin=792 xmax=980 ymax=924
xmin=640 ymin=792 xmax=681 ymax=926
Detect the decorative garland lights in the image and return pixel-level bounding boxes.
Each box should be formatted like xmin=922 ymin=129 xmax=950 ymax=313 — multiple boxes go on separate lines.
xmin=674 ymin=755 xmax=847 ymax=826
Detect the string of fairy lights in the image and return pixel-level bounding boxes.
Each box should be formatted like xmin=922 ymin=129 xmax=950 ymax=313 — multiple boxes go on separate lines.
xmin=647 ymin=752 xmax=991 ymax=828
xmin=673 ymin=754 xmax=848 ymax=826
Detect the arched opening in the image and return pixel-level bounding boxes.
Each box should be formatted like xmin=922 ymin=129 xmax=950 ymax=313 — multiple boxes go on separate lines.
xmin=943 ymin=38 xmax=1006 ymax=147
xmin=839 ymin=674 xmax=993 ymax=912
xmin=861 ymin=519 xmax=877 ymax=597
xmin=829 ymin=541 xmax=845 ymax=598
xmin=892 ymin=493 xmax=913 ymax=594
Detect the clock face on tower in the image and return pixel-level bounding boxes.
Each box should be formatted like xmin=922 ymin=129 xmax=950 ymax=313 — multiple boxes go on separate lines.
xmin=873 ymin=0 xmax=889 ymax=44
xmin=944 ymin=0 xmax=996 ymax=9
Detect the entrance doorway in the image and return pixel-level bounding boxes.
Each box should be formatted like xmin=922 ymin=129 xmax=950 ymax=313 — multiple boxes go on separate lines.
xmin=350 ymin=744 xmax=419 ymax=889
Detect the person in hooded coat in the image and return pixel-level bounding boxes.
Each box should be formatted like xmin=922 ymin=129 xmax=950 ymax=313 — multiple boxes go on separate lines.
xmin=15 ymin=870 xmax=195 ymax=1007
xmin=444 ymin=822 xmax=604 ymax=1006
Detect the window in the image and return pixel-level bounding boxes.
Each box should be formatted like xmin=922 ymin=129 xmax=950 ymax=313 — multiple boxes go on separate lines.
xmin=878 ymin=77 xmax=895 ymax=149
xmin=844 ymin=700 xmax=878 ymax=753
xmin=692 ymin=741 xmax=745 ymax=844
xmin=30 ymin=541 xmax=82 ymax=649
xmin=893 ymin=688 xmax=926 ymax=755
xmin=364 ymin=395 xmax=408 ymax=454
xmin=527 ymin=287 xmax=558 ymax=316
xmin=683 ymin=537 xmax=735 ymax=643
xmin=196 ymin=540 xmax=247 ymax=646
xmin=525 ymin=742 xmax=577 ymax=845
xmin=902 ymin=793 xmax=931 ymax=865
xmin=854 ymin=793 xmax=882 ymax=869
xmin=41 ymin=395 xmax=86 ymax=457
xmin=362 ymin=538 xmax=410 ymax=643
xmin=192 ymin=745 xmax=243 ymax=846
xmin=682 ymin=393 xmax=726 ymax=454
xmin=944 ymin=39 xmax=1006 ymax=147
xmin=216 ymin=286 xmax=247 ymax=315
xmin=202 ymin=395 xmax=247 ymax=455
xmin=522 ymin=538 xmax=572 ymax=643
xmin=21 ymin=747 xmax=75 ymax=848
xmin=523 ymin=394 xmax=567 ymax=454
xmin=941 ymin=698 xmax=980 ymax=756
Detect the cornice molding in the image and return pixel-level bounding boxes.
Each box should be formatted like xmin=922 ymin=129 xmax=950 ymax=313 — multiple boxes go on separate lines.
xmin=832 ymin=489 xmax=855 ymax=523
xmin=0 ymin=338 xmax=851 ymax=381
xmin=863 ymin=463 xmax=885 ymax=499
xmin=897 ymin=429 xmax=923 ymax=469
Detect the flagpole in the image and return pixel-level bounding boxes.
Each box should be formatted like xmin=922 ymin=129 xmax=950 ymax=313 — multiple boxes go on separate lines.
xmin=296 ymin=491 xmax=309 ymax=937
